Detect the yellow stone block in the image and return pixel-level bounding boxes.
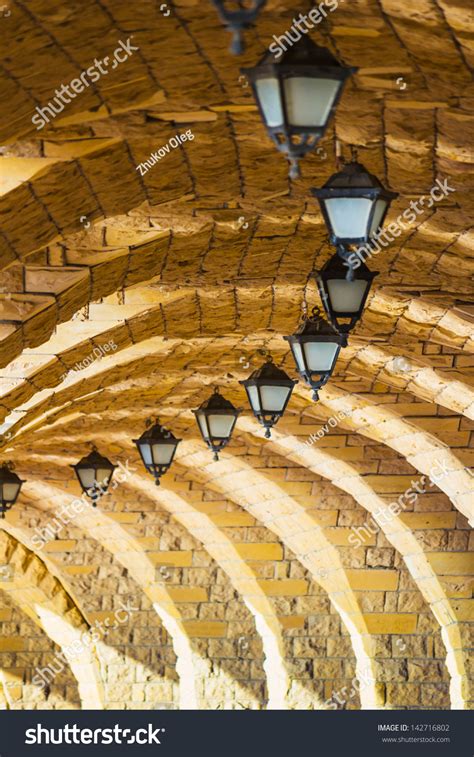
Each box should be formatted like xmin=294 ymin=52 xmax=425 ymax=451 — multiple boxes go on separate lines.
xmin=148 ymin=551 xmax=193 ymax=567
xmin=258 ymin=580 xmax=308 ymax=597
xmin=347 ymin=570 xmax=399 ymax=591
xmin=279 ymin=615 xmax=305 ymax=630
xmin=235 ymin=543 xmax=283 ymax=561
xmin=182 ymin=621 xmax=227 ymax=637
xmin=428 ymin=553 xmax=474 ymax=575
xmin=210 ymin=512 xmax=255 ymax=527
xmin=450 ymin=600 xmax=474 ymax=622
xmin=262 ymin=469 xmax=287 ymax=481
xmin=400 ymin=513 xmax=457 ymax=529
xmin=43 ymin=540 xmax=77 ymax=552
xmin=192 ymin=501 xmax=228 ymax=515
xmin=364 ymin=613 xmax=418 ymax=634
xmin=106 ymin=513 xmax=140 ymax=524
xmin=167 ymin=587 xmax=208 ymax=603
xmin=440 ymin=577 xmax=473 ymax=599
xmin=277 ymin=482 xmax=312 ymax=496
xmin=326 ymin=528 xmax=377 ymax=546
xmin=0 ymin=609 xmax=12 ymax=621
xmin=64 ymin=565 xmax=96 ymax=576
xmin=309 ymin=510 xmax=339 ymax=526
xmin=137 ymin=537 xmax=159 ymax=549
xmin=364 ymin=476 xmax=416 ymax=493
xmin=87 ymin=611 xmax=119 ymax=624
xmin=0 ymin=638 xmax=26 ymax=651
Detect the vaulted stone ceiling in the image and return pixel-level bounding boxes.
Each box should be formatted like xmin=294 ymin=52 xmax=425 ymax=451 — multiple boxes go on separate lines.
xmin=0 ymin=0 xmax=473 ymax=711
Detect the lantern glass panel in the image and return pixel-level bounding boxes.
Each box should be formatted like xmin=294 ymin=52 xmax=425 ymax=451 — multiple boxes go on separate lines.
xmin=140 ymin=443 xmax=152 ymax=465
xmin=247 ymin=384 xmax=291 ymax=413
xmin=2 ymin=482 xmax=20 ymax=501
xmin=208 ymin=414 xmax=235 ymax=438
xmin=197 ymin=413 xmax=209 ymax=439
xmin=292 ymin=341 xmax=338 ymax=372
xmin=151 ymin=443 xmax=175 ymax=465
xmin=77 ymin=467 xmax=95 ymax=490
xmin=304 ymin=341 xmax=339 ymax=371
xmin=97 ymin=467 xmax=112 ymax=487
xmin=255 ymin=77 xmax=283 ymax=126
xmin=326 ymin=278 xmax=370 ymax=314
xmin=324 ymin=197 xmax=373 ymax=239
xmin=284 ymin=77 xmax=341 ymax=127
xmin=369 ymin=199 xmax=388 ymax=235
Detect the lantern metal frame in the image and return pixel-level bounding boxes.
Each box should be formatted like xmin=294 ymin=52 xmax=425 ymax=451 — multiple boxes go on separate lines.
xmin=133 ymin=419 xmax=181 ymax=486
xmin=0 ymin=461 xmax=25 ymax=518
xmin=284 ymin=307 xmax=345 ymax=401
xmin=193 ymin=387 xmax=241 ymax=460
xmin=71 ymin=445 xmax=117 ymax=506
xmin=241 ymin=36 xmax=357 ymax=178
xmin=315 ymin=251 xmax=378 ymax=336
xmin=211 ymin=0 xmax=267 ymax=54
xmin=311 ymin=160 xmax=398 ymax=246
xmin=240 ymin=356 xmax=297 ymax=438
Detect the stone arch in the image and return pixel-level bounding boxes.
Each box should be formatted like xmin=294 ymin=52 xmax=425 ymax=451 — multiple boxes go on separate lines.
xmin=0 ymin=530 xmax=104 ymax=708
xmin=237 ymin=418 xmax=471 ymax=710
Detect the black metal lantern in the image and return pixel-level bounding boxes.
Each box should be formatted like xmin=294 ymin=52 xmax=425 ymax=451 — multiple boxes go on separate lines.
xmin=0 ymin=462 xmax=24 ymax=518
xmin=211 ymin=0 xmax=267 ymax=54
xmin=240 ymin=356 xmax=297 ymax=438
xmin=194 ymin=387 xmax=241 ymax=460
xmin=133 ymin=419 xmax=181 ymax=486
xmin=311 ymin=161 xmax=398 ymax=247
xmin=241 ymin=36 xmax=357 ymax=178
xmin=284 ymin=307 xmax=345 ymax=401
xmin=71 ymin=446 xmax=117 ymax=505
xmin=315 ymin=252 xmax=378 ymax=337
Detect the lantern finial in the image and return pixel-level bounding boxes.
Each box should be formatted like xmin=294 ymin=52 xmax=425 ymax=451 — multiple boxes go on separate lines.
xmin=211 ymin=0 xmax=267 ymax=55
xmin=289 ymin=159 xmax=301 ymax=180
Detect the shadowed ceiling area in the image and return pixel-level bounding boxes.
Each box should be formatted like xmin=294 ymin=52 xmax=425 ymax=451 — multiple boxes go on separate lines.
xmin=0 ymin=0 xmax=472 ymax=711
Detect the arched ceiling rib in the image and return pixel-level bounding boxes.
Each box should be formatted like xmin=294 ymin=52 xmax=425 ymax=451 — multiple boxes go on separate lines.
xmin=5 ymin=359 xmax=471 ymax=707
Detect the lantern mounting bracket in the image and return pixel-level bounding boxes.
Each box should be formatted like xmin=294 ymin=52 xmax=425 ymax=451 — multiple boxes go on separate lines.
xmin=211 ymin=0 xmax=267 ymax=54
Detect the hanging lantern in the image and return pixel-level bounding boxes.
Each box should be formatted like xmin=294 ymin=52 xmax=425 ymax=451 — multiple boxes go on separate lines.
xmin=0 ymin=462 xmax=24 ymax=518
xmin=211 ymin=0 xmax=267 ymax=54
xmin=311 ymin=160 xmax=398 ymax=247
xmin=194 ymin=387 xmax=241 ymax=460
xmin=240 ymin=356 xmax=297 ymax=438
xmin=284 ymin=307 xmax=345 ymax=401
xmin=241 ymin=36 xmax=357 ymax=178
xmin=71 ymin=446 xmax=116 ymax=505
xmin=315 ymin=252 xmax=378 ymax=337
xmin=133 ymin=419 xmax=181 ymax=486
